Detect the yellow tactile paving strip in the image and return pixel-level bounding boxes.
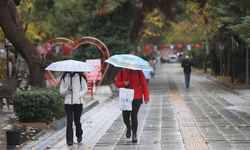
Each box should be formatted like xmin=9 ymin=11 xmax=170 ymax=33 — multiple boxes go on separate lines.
xmin=170 ymin=85 xmax=209 ymax=150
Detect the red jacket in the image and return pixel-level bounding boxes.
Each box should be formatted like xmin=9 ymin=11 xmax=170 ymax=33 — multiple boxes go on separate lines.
xmin=115 ymin=69 xmax=149 ymax=102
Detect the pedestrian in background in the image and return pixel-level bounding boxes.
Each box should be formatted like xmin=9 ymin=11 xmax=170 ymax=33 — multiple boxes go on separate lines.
xmin=60 ymin=72 xmax=87 ymax=146
xmin=115 ymin=68 xmax=150 ymax=143
xmin=181 ymin=55 xmax=193 ymax=88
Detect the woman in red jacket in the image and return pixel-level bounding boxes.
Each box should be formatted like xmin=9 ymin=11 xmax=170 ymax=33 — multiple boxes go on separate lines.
xmin=115 ymin=68 xmax=149 ymax=143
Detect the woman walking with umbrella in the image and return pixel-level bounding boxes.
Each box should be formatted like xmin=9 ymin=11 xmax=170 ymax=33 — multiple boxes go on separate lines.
xmin=45 ymin=60 xmax=95 ymax=146
xmin=115 ymin=68 xmax=149 ymax=143
xmin=59 ymin=72 xmax=87 ymax=146
xmin=105 ymin=54 xmax=151 ymax=143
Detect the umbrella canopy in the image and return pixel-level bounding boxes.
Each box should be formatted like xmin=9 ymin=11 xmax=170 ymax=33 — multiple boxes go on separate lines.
xmin=45 ymin=60 xmax=95 ymax=72
xmin=143 ymin=68 xmax=155 ymax=79
xmin=105 ymin=54 xmax=152 ymax=71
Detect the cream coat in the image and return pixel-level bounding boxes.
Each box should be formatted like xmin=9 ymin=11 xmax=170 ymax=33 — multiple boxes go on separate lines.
xmin=60 ymin=73 xmax=88 ymax=104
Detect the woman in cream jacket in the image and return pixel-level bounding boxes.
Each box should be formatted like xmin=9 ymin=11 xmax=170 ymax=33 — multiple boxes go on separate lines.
xmin=60 ymin=72 xmax=87 ymax=146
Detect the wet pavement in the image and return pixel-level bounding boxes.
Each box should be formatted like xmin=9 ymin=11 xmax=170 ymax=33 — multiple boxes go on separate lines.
xmin=21 ymin=63 xmax=250 ymax=150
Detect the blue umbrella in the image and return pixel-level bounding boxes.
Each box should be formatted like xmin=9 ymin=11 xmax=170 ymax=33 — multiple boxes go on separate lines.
xmin=143 ymin=68 xmax=155 ymax=79
xmin=105 ymin=54 xmax=152 ymax=71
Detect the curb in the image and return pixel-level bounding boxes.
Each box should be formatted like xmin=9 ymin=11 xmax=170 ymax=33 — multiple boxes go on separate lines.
xmin=82 ymin=99 xmax=99 ymax=114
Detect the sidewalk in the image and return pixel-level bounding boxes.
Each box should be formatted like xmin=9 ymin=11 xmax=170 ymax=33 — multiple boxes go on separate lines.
xmin=20 ymin=85 xmax=119 ymax=150
xmin=2 ymin=65 xmax=250 ymax=150
xmin=0 ymin=85 xmax=113 ymax=150
xmin=162 ymin=64 xmax=250 ymax=149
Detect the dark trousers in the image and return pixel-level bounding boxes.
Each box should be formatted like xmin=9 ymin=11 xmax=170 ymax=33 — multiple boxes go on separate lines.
xmin=64 ymin=104 xmax=83 ymax=143
xmin=122 ymin=100 xmax=142 ymax=135
xmin=184 ymin=72 xmax=191 ymax=88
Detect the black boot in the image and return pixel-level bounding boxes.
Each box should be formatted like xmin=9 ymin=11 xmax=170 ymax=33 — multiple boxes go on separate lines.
xmin=132 ymin=134 xmax=137 ymax=143
xmin=67 ymin=141 xmax=73 ymax=146
xmin=126 ymin=127 xmax=131 ymax=138
xmin=77 ymin=137 xmax=82 ymax=143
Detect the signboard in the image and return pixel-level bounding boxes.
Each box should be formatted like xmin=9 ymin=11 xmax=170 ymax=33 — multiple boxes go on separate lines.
xmin=86 ymin=59 xmax=102 ymax=81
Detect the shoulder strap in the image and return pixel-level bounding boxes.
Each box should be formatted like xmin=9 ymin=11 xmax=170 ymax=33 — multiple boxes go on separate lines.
xmin=78 ymin=73 xmax=87 ymax=90
xmin=79 ymin=73 xmax=82 ymax=84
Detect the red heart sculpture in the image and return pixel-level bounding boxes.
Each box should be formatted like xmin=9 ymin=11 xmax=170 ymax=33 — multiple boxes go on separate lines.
xmin=41 ymin=37 xmax=110 ymax=95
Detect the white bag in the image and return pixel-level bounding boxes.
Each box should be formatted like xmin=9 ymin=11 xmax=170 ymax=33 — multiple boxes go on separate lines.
xmin=118 ymin=88 xmax=134 ymax=111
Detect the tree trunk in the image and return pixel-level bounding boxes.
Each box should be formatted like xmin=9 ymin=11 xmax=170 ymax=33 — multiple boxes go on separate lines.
xmin=0 ymin=0 xmax=45 ymax=87
xmin=129 ymin=6 xmax=144 ymax=43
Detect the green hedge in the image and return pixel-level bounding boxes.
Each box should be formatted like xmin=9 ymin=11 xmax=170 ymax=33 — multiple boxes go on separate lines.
xmin=13 ymin=88 xmax=65 ymax=123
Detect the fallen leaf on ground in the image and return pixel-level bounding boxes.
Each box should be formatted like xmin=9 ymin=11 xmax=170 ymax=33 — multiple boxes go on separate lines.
xmin=225 ymin=125 xmax=230 ymax=129
xmin=240 ymin=124 xmax=247 ymax=127
xmin=151 ymin=140 xmax=160 ymax=144
xmin=234 ymin=127 xmax=239 ymax=130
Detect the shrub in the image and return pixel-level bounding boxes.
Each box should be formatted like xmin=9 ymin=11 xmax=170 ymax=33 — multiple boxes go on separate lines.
xmin=13 ymin=88 xmax=65 ymax=123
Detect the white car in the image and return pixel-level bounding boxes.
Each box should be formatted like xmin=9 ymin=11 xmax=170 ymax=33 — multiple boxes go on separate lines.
xmin=168 ymin=55 xmax=178 ymax=63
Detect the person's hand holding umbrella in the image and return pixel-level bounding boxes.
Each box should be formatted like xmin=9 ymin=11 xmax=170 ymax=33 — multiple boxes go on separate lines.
xmin=124 ymin=81 xmax=129 ymax=86
xmin=68 ymin=85 xmax=73 ymax=92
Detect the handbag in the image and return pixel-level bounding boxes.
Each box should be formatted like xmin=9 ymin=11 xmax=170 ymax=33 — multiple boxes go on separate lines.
xmin=118 ymin=88 xmax=134 ymax=110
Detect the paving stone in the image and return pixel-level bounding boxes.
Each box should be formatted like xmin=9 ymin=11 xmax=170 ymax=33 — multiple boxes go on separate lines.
xmin=231 ymin=141 xmax=250 ymax=150
xmin=208 ymin=141 xmax=233 ymax=150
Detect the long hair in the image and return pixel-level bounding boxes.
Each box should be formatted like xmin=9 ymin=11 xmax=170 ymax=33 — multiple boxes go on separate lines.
xmin=60 ymin=72 xmax=87 ymax=82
